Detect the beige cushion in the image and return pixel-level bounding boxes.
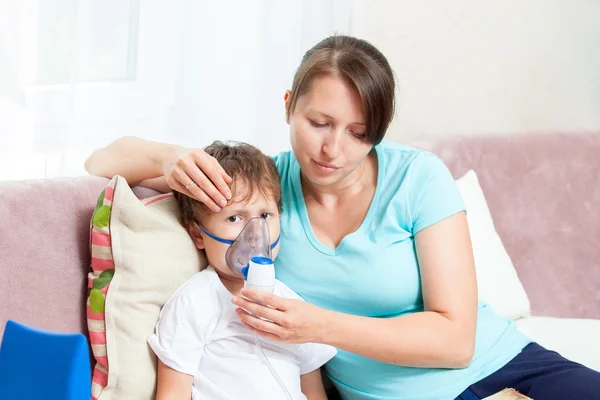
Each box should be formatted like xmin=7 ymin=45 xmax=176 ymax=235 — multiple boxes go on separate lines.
xmin=88 ymin=176 xmax=206 ymax=400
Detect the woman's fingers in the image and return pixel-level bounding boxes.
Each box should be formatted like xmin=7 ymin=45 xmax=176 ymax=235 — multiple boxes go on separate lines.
xmin=240 ymin=320 xmax=283 ymax=342
xmin=186 ymin=152 xmax=231 ymax=206
xmin=165 ymin=148 xmax=232 ymax=211
xmin=221 ymin=163 xmax=233 ymax=184
xmin=235 ymin=308 xmax=287 ymax=338
xmin=174 ymin=153 xmax=224 ymax=207
xmin=171 ymin=168 xmax=221 ymax=212
xmin=205 ymin=156 xmax=233 ymax=195
xmin=239 ymin=289 xmax=288 ymax=311
xmin=232 ymin=296 xmax=283 ymax=322
xmin=190 ymin=172 xmax=226 ymax=208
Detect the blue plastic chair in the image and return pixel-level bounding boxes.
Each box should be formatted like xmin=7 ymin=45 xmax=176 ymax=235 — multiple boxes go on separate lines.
xmin=0 ymin=320 xmax=91 ymax=400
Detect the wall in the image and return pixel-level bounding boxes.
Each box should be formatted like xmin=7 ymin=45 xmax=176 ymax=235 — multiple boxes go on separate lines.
xmin=362 ymin=1 xmax=600 ymax=141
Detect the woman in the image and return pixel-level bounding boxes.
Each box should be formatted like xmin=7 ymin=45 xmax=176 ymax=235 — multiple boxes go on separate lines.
xmin=86 ymin=35 xmax=600 ymax=399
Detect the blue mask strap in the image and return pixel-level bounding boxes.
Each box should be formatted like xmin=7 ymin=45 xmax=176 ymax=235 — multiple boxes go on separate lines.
xmin=199 ymin=226 xmax=235 ymax=245
xmin=195 ymin=217 xmax=281 ymax=248
xmin=271 ymin=235 xmax=280 ymax=249
xmin=194 ymin=217 xmax=234 ymax=245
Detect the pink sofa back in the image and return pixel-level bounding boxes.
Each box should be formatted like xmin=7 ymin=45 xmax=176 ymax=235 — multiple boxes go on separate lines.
xmin=1 ymin=132 xmax=598 ymax=342
xmin=0 ymin=177 xmax=157 ymax=341
xmin=411 ymin=132 xmax=600 ymax=319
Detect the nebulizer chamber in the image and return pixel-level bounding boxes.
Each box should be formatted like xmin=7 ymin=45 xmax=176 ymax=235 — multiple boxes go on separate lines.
xmin=244 ymin=256 xmax=276 ymax=293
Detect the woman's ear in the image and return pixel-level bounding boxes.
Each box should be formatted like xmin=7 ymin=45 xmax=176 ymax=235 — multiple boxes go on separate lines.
xmin=187 ymin=224 xmax=205 ymax=250
xmin=284 ymin=90 xmax=291 ymax=124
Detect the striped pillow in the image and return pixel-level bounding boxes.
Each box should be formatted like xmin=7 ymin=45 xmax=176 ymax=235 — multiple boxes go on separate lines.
xmin=87 ymin=176 xmax=205 ymax=400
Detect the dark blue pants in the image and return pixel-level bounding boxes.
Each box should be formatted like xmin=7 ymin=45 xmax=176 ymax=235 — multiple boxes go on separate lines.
xmin=457 ymin=342 xmax=600 ymax=400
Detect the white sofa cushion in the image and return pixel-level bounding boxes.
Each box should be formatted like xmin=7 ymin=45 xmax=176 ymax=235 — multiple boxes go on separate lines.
xmin=515 ymin=316 xmax=600 ymax=372
xmin=455 ymin=170 xmax=531 ymax=320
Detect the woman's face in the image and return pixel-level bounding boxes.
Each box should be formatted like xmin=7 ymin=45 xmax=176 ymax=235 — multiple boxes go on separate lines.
xmin=286 ymin=75 xmax=374 ymax=188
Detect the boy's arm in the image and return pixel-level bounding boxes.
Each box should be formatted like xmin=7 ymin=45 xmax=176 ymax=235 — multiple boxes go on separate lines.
xmin=156 ymin=359 xmax=193 ymax=400
xmin=300 ymin=369 xmax=328 ymax=400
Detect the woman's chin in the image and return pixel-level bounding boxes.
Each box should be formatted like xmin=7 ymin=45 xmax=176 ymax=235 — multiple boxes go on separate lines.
xmin=303 ymin=170 xmax=336 ymax=187
xmin=300 ymin=161 xmax=341 ymax=186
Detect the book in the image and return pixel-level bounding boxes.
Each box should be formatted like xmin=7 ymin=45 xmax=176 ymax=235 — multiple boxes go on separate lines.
xmin=482 ymin=388 xmax=533 ymax=399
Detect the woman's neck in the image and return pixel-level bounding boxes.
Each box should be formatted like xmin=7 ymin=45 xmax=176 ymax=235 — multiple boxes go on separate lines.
xmin=302 ymin=149 xmax=378 ymax=208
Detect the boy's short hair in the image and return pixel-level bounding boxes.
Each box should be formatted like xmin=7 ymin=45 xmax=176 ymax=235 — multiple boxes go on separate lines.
xmin=174 ymin=141 xmax=282 ymax=227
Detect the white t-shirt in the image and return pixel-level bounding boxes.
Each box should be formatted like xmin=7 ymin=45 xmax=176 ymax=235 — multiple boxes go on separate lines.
xmin=148 ymin=266 xmax=337 ymax=400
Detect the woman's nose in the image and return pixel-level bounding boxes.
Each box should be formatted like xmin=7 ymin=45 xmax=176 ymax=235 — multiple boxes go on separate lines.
xmin=322 ymin=129 xmax=343 ymax=159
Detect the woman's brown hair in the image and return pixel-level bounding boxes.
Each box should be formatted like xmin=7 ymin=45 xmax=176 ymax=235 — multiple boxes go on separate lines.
xmin=286 ymin=35 xmax=395 ymax=145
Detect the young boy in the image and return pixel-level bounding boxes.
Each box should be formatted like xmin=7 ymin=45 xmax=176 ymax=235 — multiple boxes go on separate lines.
xmin=148 ymin=141 xmax=336 ymax=400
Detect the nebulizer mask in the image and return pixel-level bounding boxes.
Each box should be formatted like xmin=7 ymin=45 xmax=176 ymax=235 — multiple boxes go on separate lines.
xmin=197 ymin=216 xmax=280 ymax=292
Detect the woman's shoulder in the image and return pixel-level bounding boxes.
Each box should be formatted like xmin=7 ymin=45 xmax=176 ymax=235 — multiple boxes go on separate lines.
xmin=272 ymin=149 xmax=296 ymax=179
xmin=377 ymin=140 xmax=447 ymax=178
xmin=377 ymin=141 xmax=464 ymax=233
xmin=272 ymin=149 xmax=293 ymax=165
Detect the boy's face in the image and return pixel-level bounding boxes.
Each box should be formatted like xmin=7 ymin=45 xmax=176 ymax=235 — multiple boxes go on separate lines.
xmin=189 ymin=182 xmax=281 ymax=280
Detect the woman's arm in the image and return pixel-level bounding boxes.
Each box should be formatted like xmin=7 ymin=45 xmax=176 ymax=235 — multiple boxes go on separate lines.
xmin=300 ymin=369 xmax=328 ymax=400
xmin=85 ymin=136 xmax=232 ymax=211
xmin=233 ymin=212 xmax=478 ymax=369
xmin=323 ymin=211 xmax=477 ymax=368
xmin=155 ymin=360 xmax=193 ymax=400
xmin=85 ymin=136 xmax=178 ymax=184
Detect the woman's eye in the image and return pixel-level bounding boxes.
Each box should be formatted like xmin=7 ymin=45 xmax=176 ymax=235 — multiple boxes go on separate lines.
xmin=309 ymin=120 xmax=327 ymax=128
xmin=227 ymin=215 xmax=241 ymax=223
xmin=352 ymin=131 xmax=366 ymax=139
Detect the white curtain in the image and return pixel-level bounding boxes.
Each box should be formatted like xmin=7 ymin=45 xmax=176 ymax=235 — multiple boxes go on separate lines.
xmin=0 ymin=0 xmax=366 ymax=180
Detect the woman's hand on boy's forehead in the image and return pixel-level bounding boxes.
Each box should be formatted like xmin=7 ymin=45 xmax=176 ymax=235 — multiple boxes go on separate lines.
xmin=163 ymin=147 xmax=233 ymax=212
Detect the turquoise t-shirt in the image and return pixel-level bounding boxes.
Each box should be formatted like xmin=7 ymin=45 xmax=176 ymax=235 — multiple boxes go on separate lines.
xmin=274 ymin=141 xmax=531 ymax=400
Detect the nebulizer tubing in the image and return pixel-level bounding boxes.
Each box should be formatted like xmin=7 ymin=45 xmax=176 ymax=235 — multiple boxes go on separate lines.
xmin=244 ymin=256 xmax=294 ymax=400
xmin=253 ymin=332 xmax=294 ymax=400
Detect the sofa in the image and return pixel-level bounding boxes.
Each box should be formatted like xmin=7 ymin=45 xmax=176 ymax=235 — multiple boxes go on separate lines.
xmin=413 ymin=132 xmax=600 ymax=372
xmin=1 ymin=132 xmax=599 ymax=389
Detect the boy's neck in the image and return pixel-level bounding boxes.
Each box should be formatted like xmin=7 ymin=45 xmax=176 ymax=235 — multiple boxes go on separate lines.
xmin=213 ymin=267 xmax=245 ymax=296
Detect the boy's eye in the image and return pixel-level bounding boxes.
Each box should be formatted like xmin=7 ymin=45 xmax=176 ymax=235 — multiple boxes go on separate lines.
xmin=259 ymin=213 xmax=271 ymax=219
xmin=227 ymin=215 xmax=241 ymax=223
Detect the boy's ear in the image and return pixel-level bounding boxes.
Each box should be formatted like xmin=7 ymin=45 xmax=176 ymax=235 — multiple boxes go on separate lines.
xmin=284 ymin=90 xmax=291 ymax=124
xmin=187 ymin=224 xmax=205 ymax=250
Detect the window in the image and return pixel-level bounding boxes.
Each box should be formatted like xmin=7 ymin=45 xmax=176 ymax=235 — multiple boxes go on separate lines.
xmin=0 ymin=0 xmax=181 ymax=179
xmin=32 ymin=0 xmax=140 ymax=85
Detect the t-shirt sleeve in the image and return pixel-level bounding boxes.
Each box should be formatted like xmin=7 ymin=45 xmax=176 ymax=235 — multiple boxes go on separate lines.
xmin=408 ymin=152 xmax=466 ymax=235
xmin=298 ymin=342 xmax=337 ymax=375
xmin=147 ymin=295 xmax=204 ymax=375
